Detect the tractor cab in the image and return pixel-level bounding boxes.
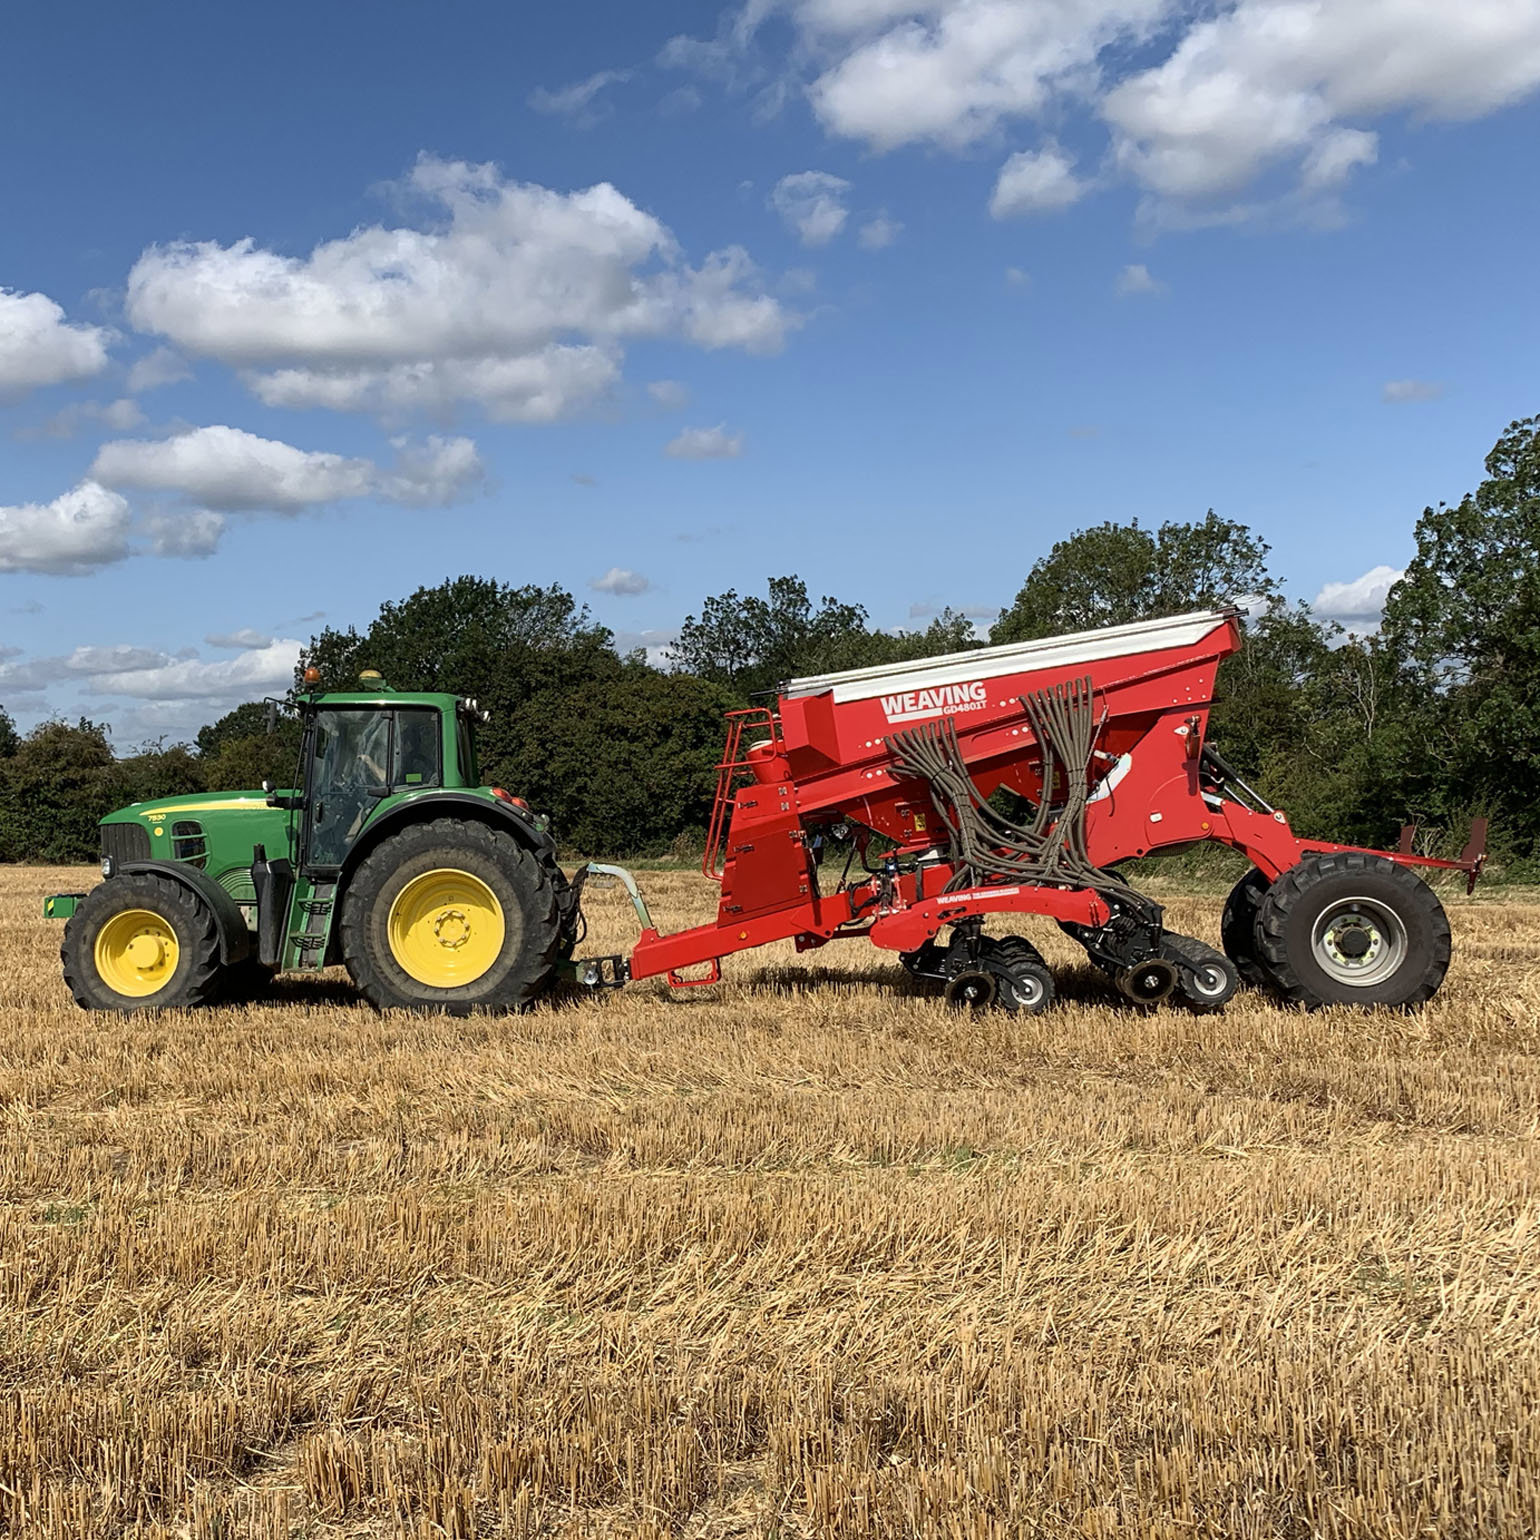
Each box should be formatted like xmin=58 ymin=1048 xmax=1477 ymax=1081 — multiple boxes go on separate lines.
xmin=48 ymin=675 xmax=577 ymax=1015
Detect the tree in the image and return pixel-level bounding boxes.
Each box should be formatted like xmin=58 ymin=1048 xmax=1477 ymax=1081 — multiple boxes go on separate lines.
xmin=0 ymin=720 xmax=122 ymax=863
xmin=302 ymin=576 xmax=616 ymax=706
xmin=0 ymin=706 xmax=18 ymax=759
xmin=1382 ymin=414 xmax=1540 ymax=852
xmin=502 ymin=666 xmax=737 ymax=854
xmin=197 ymin=702 xmax=303 ymax=791
xmin=673 ymin=578 xmax=982 ymax=700
xmin=991 ymin=512 xmax=1278 ymax=643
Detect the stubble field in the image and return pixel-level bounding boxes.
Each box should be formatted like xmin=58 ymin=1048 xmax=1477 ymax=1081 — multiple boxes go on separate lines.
xmin=1 ymin=862 xmax=1537 ymax=1539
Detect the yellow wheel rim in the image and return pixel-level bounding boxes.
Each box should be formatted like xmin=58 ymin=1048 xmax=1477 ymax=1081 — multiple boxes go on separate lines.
xmin=94 ymin=909 xmax=180 ymax=998
xmin=387 ymin=868 xmax=505 ymax=989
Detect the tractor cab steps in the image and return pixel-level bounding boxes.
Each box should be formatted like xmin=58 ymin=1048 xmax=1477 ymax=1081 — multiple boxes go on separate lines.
xmin=288 ymin=880 xmax=336 ymax=970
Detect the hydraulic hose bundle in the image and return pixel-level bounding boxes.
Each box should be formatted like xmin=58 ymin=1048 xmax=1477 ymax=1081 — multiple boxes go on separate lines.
xmin=885 ymin=675 xmax=1143 ymax=906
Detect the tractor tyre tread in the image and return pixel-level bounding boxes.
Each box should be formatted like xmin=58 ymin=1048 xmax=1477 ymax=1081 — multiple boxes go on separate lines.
xmin=61 ymin=872 xmax=224 ymax=1013
xmin=341 ymin=817 xmax=561 ymax=1015
xmin=1255 ymin=852 xmax=1451 ymax=1010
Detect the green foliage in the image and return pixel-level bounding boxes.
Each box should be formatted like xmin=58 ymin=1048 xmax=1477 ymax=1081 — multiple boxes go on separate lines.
xmin=1382 ymin=415 xmax=1540 ymax=854
xmin=302 ymin=575 xmax=616 ymax=706
xmin=197 ymin=702 xmax=304 ymax=792
xmin=991 ymin=511 xmax=1277 ymax=643
xmin=0 ymin=721 xmax=140 ymax=863
xmin=0 ymin=706 xmax=18 ymax=760
xmin=674 ymin=576 xmax=980 ymax=699
xmin=499 ymin=666 xmax=738 ymax=856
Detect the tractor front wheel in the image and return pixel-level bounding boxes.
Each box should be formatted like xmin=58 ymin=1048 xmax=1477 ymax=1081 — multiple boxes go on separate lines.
xmin=340 ymin=819 xmax=562 ymax=1014
xmin=1255 ymin=853 xmax=1451 ymax=1009
xmin=62 ymin=872 xmax=225 ymax=1012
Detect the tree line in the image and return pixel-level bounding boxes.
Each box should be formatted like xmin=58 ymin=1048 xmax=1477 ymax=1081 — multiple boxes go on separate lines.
xmin=2 ymin=414 xmax=1536 ymax=871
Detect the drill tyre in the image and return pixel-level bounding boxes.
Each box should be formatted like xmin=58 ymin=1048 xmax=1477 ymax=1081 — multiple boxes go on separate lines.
xmin=1220 ymin=867 xmax=1274 ymax=989
xmin=942 ymin=935 xmax=1055 ymax=1016
xmin=1255 ymin=853 xmax=1450 ymax=1010
xmin=342 ymin=819 xmax=562 ymax=1015
xmin=62 ymin=872 xmax=224 ymax=1013
xmin=1161 ymin=933 xmax=1239 ymax=1013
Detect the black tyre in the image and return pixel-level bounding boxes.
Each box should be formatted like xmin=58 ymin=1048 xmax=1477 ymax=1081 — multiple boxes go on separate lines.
xmin=1220 ymin=867 xmax=1273 ymax=988
xmin=62 ymin=872 xmax=224 ymax=1012
xmin=941 ymin=935 xmax=1055 ymax=1015
xmin=1255 ymin=853 xmax=1451 ymax=1009
xmin=990 ymin=936 xmax=1057 ymax=1015
xmin=1162 ymin=933 xmax=1239 ymax=1013
xmin=340 ymin=818 xmax=562 ymax=1014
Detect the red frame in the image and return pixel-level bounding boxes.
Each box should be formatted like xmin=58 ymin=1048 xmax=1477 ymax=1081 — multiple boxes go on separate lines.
xmin=627 ymin=614 xmax=1485 ymax=984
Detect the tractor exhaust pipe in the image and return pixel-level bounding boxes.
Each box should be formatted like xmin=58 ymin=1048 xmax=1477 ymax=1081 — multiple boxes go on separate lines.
xmin=1116 ymin=957 xmax=1178 ymax=1005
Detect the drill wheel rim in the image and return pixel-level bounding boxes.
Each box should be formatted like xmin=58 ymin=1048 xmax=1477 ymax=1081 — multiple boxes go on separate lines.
xmin=387 ymin=868 xmax=506 ymax=988
xmin=1311 ymin=896 xmax=1407 ymax=989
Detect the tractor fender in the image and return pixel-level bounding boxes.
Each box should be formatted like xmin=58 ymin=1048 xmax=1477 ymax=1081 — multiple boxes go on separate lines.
xmin=336 ymin=792 xmax=557 ymax=894
xmin=117 ymin=860 xmax=255 ymax=965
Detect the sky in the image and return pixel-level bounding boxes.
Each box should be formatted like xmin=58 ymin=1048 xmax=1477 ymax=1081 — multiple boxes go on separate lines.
xmin=2 ymin=0 xmax=1538 ymax=746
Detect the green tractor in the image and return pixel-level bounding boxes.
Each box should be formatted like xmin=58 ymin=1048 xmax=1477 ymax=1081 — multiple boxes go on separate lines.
xmin=46 ymin=674 xmax=580 ymax=1013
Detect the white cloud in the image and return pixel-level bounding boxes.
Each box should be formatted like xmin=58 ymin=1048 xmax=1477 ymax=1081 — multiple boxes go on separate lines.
xmin=692 ymin=1 xmax=1540 ymax=220
xmin=1382 ymin=378 xmax=1444 ymax=403
xmin=90 ymin=425 xmax=483 ymax=512
xmin=0 ymin=482 xmax=133 ymax=575
xmin=665 ymin=423 xmax=745 ymax=459
xmin=145 ymin=511 xmax=226 ymax=558
xmin=1104 ymin=0 xmax=1540 ymax=212
xmin=1312 ymin=563 xmax=1404 ymax=633
xmin=769 ymin=171 xmax=852 ymax=245
xmin=1004 ymin=265 xmax=1031 ymax=287
xmin=124 ymin=346 xmax=192 ymax=393
xmin=858 ymin=212 xmax=903 ymax=248
xmin=1115 ymin=262 xmax=1166 ymax=295
xmin=125 ymin=155 xmax=793 ymax=423
xmin=803 ymin=0 xmax=1170 ymax=152
xmin=590 ymin=566 xmax=652 ymax=595
xmin=529 ymin=68 xmax=632 ymax=118
xmin=22 ymin=397 xmax=146 ymax=440
xmin=990 ymin=143 xmax=1088 ymax=217
xmin=647 ymin=378 xmax=692 ymax=409
xmin=86 ymin=638 xmax=302 ymax=701
xmin=207 ymin=627 xmax=275 ymax=649
xmin=0 ymin=288 xmax=112 ymax=396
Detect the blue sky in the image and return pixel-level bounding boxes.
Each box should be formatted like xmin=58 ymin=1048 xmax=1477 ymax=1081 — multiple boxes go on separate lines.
xmin=3 ymin=0 xmax=1538 ymax=744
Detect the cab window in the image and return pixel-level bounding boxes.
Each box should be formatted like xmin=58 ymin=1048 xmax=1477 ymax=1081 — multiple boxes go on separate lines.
xmin=455 ymin=711 xmax=478 ymax=787
xmin=394 ymin=710 xmax=442 ymax=789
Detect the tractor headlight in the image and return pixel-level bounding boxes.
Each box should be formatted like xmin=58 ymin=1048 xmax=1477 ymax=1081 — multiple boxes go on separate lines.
xmin=101 ymin=856 xmax=114 ymax=879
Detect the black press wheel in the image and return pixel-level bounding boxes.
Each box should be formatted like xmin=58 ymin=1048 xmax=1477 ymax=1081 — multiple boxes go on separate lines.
xmin=941 ymin=935 xmax=1056 ymax=1016
xmin=340 ymin=818 xmax=562 ymax=1014
xmin=1255 ymin=852 xmax=1451 ymax=1009
xmin=1220 ymin=867 xmax=1274 ymax=989
xmin=1161 ymin=933 xmax=1240 ymax=1013
xmin=61 ymin=872 xmax=225 ymax=1012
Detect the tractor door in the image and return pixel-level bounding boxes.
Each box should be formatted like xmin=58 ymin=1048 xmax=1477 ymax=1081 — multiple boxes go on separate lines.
xmin=302 ymin=706 xmax=445 ymax=870
xmin=304 ymin=708 xmax=394 ymax=869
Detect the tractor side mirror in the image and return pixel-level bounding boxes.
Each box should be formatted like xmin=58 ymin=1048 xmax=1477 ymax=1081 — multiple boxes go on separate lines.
xmin=264 ymin=699 xmax=279 ymax=735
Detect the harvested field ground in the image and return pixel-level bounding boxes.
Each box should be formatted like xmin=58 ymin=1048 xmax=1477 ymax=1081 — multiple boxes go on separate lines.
xmin=1 ymin=863 xmax=1537 ymax=1539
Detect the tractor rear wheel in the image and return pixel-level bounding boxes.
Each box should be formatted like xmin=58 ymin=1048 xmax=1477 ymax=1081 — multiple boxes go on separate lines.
xmin=340 ymin=818 xmax=562 ymax=1014
xmin=62 ymin=872 xmax=225 ymax=1012
xmin=1255 ymin=852 xmax=1451 ymax=1009
xmin=1220 ymin=867 xmax=1274 ymax=989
